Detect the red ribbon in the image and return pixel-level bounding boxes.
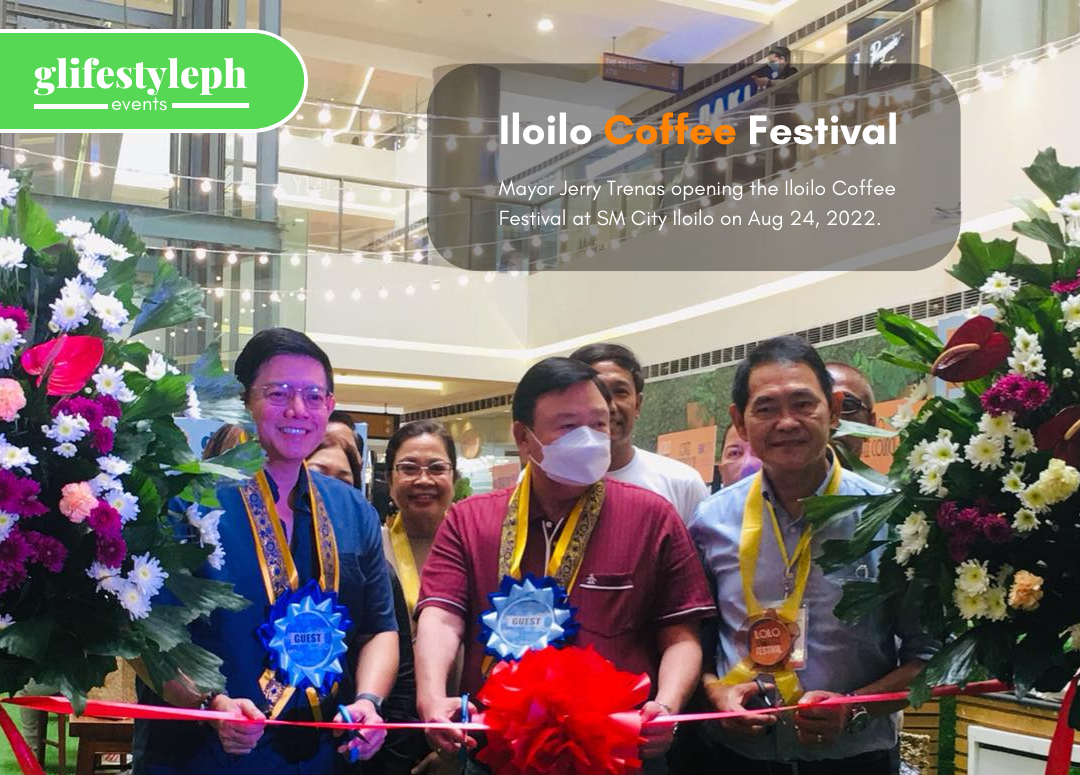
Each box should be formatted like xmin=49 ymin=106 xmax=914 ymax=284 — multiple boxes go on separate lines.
xmin=0 ymin=678 xmax=1013 ymax=775
xmin=1044 ymin=674 xmax=1078 ymax=775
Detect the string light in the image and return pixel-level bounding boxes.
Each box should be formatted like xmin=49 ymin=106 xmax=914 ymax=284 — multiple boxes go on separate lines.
xmin=297 ymin=291 xmax=307 ymax=302
xmin=324 ymin=290 xmax=335 ymax=302
xmin=484 ymin=271 xmax=496 ymax=283
xmin=14 ymin=152 xmax=26 ymax=165
xmin=318 ymin=104 xmax=331 ymax=124
xmin=259 ymin=253 xmax=269 ymax=265
xmin=320 ymin=253 xmax=332 ymax=267
xmin=52 ymin=157 xmax=64 ymax=171
xmin=363 ymin=133 xmax=376 ymax=148
xmin=449 ymin=189 xmax=460 ymax=202
xmin=445 ymin=135 xmax=457 ymax=151
xmin=164 ymin=248 xmax=175 ymax=261
xmin=405 ymin=284 xmax=416 ymax=296
xmin=378 ymin=287 xmax=389 ymax=299
xmin=382 ymin=251 xmax=392 ymax=263
xmin=368 ymin=110 xmax=382 ymax=130
xmin=352 ymin=252 xmax=364 ymax=264
xmin=89 ymin=162 xmax=101 ymax=178
xmin=290 ymin=253 xmax=301 ymax=266
xmin=411 ymin=249 xmax=423 ymax=262
xmin=214 ymin=287 xmax=225 ymax=298
xmin=270 ymin=291 xmax=281 ymax=303
xmin=457 ymin=275 xmax=469 ymax=287
xmin=227 ymin=252 xmax=238 ymax=265
xmin=200 ymin=178 xmax=212 ymax=194
xmin=351 ymin=288 xmax=362 ymax=300
xmin=241 ymin=290 xmax=252 ymax=301
xmin=280 ymin=127 xmax=292 ymax=144
xmin=194 ymin=247 xmax=207 ymax=260
xmin=467 ymin=117 xmax=483 ymax=133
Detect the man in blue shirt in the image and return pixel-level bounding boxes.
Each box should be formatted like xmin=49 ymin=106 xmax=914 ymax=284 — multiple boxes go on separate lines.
xmin=689 ymin=336 xmax=936 ymax=774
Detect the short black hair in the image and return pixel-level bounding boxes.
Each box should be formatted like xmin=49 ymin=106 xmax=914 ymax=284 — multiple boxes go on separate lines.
xmin=512 ymin=357 xmax=612 ymax=426
xmin=385 ymin=420 xmax=457 ymax=484
xmin=770 ymin=46 xmax=791 ymax=61
xmin=328 ymin=410 xmax=356 ymax=429
xmin=234 ymin=327 xmax=334 ymax=396
xmin=569 ymin=342 xmax=645 ymax=394
xmin=731 ymin=335 xmax=833 ymax=413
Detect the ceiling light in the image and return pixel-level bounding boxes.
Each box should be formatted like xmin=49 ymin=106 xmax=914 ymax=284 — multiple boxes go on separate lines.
xmin=14 ymin=152 xmax=26 ymax=165
xmin=417 ymin=116 xmax=428 ymax=131
xmin=815 ymin=39 xmax=824 ymax=49
xmin=164 ymin=248 xmax=175 ymax=261
xmin=369 ymin=110 xmax=382 ymax=129
xmin=378 ymin=287 xmax=389 ymax=299
xmin=259 ymin=253 xmax=269 ymax=265
xmin=200 ymin=178 xmax=212 ymax=193
xmin=351 ymin=288 xmax=362 ymax=301
xmin=318 ymin=104 xmax=331 ymax=124
xmin=52 ymin=157 xmax=64 ymax=171
xmin=334 ymin=374 xmax=444 ymax=391
xmin=537 ymin=18 xmax=554 ymax=32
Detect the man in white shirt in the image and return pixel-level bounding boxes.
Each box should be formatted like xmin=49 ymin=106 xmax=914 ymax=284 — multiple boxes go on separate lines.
xmin=571 ymin=342 xmax=709 ymax=522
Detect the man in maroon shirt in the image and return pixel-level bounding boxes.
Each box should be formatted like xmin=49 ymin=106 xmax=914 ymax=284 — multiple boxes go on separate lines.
xmin=415 ymin=357 xmax=715 ymax=773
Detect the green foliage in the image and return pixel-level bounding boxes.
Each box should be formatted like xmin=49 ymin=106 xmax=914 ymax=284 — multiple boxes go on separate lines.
xmin=130 ymin=261 xmax=206 ymax=335
xmin=454 ymin=475 xmax=474 ymax=502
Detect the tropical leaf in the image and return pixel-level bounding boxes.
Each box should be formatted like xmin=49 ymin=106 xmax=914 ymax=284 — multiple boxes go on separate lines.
xmin=130 ymin=261 xmax=206 ymax=335
xmin=909 ymin=632 xmax=980 ymax=707
xmin=948 ymin=233 xmax=1018 ymax=290
xmin=876 ymin=310 xmax=942 ymax=362
xmin=1023 ymin=148 xmax=1080 ymax=204
xmin=834 ymin=580 xmax=897 ymax=623
xmin=123 ymin=373 xmax=189 ymax=423
xmin=803 ymin=493 xmax=881 ymax=531
xmin=1008 ymin=196 xmax=1051 ymax=223
xmin=15 ymin=186 xmax=62 ymax=252
xmin=164 ymin=572 xmax=249 ymax=622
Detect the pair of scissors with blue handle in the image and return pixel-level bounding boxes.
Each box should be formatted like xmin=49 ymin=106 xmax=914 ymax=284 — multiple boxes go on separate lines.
xmin=458 ymin=694 xmax=470 ymax=765
xmin=337 ymin=703 xmax=368 ymax=763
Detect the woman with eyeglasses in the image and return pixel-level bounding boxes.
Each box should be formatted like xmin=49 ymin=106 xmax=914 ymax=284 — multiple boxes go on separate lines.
xmin=133 ymin=328 xmax=399 ymax=775
xmin=368 ymin=420 xmax=461 ymax=775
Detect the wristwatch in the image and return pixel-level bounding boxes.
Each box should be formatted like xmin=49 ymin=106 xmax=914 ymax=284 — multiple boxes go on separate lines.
xmin=844 ymin=694 xmax=870 ymax=734
xmin=198 ymin=691 xmax=223 ymax=712
xmin=355 ymin=692 xmax=384 ymax=715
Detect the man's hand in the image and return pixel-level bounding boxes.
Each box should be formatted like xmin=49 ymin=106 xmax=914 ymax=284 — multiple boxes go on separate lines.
xmin=207 ymin=696 xmax=266 ymax=755
xmin=334 ymin=698 xmax=387 ymax=762
xmin=417 ymin=694 xmax=477 ymax=757
xmin=794 ymin=690 xmax=847 ymax=747
xmin=752 ymin=75 xmax=770 ymax=88
xmin=704 ymin=680 xmax=777 ymax=738
xmin=639 ymin=701 xmax=677 ymax=759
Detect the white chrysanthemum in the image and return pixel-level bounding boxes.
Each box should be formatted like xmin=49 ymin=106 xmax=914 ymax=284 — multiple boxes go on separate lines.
xmin=908 ymin=440 xmax=933 ymax=472
xmin=56 ymin=217 xmax=92 ymax=238
xmin=145 ymin=351 xmax=168 ymax=381
xmin=918 ymin=467 xmax=947 ymax=496
xmin=106 ymin=490 xmax=140 ymax=524
xmin=101 ymin=415 xmax=118 ymax=431
xmin=1008 ymin=351 xmax=1047 ymax=377
xmin=0 ymin=613 xmax=13 ymax=631
xmin=1063 ymin=294 xmax=1080 ymax=333
xmin=927 ymin=436 xmax=961 ymax=468
xmin=116 ymin=386 xmax=137 ymax=403
xmin=1013 ymin=328 xmax=1040 ymax=355
xmin=1067 ymin=219 xmax=1080 ymax=248
xmin=0 ymin=237 xmax=28 ymax=271
xmin=1010 ymin=427 xmax=1036 ymax=457
xmin=108 ymin=242 xmax=132 ymax=262
xmin=90 ymin=292 xmax=129 ymax=335
xmin=984 ymin=587 xmax=1008 ymax=621
xmin=86 ymin=561 xmax=121 ymax=593
xmin=78 ymin=255 xmax=107 ymax=282
xmin=895 ymin=511 xmax=930 ymax=565
xmin=0 ymin=442 xmax=37 ymax=474
xmin=1066 ymin=368 xmax=1076 ymax=379
xmin=73 ymin=231 xmax=120 ymax=261
xmin=0 ymin=318 xmax=26 ymax=369
xmin=89 ymin=473 xmax=121 ymax=496
xmin=0 ymin=509 xmax=18 ymax=542
xmin=1058 ymin=193 xmax=1080 ymax=219
xmin=49 ymin=291 xmax=90 ymax=332
xmin=97 ymin=455 xmax=132 ymax=477
xmin=208 ymin=544 xmax=226 ymax=570
xmin=980 ymin=271 xmax=1016 ymax=302
xmin=954 ymin=588 xmax=989 ymax=620
xmin=129 ymin=553 xmax=168 ymax=597
xmin=891 ymin=402 xmax=915 ymax=430
xmin=0 ymin=169 xmax=19 ymax=207
xmin=965 ymin=433 xmax=1006 ymax=471
xmin=186 ymin=505 xmax=223 ymax=546
xmin=1002 ymin=470 xmax=1025 ymax=494
xmin=184 ymin=384 xmax=202 ymax=420
xmin=44 ymin=412 xmax=90 ymax=443
xmin=117 ymin=580 xmax=152 ymax=620
xmin=1013 ymin=508 xmax=1040 ymax=532
xmin=978 ymin=412 xmax=1014 ymax=439
xmin=956 ymin=559 xmax=991 ymax=595
xmin=53 ymin=442 xmax=77 ymax=458
xmin=1020 ymin=485 xmax=1051 ymax=513
xmin=62 ymin=277 xmax=94 ymax=305
xmin=92 ymin=366 xmax=127 ymax=398
xmin=1071 ymin=343 xmax=1080 ymax=362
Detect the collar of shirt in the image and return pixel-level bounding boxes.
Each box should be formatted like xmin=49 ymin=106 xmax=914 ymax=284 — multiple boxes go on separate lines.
xmin=759 ymin=451 xmax=835 ymax=529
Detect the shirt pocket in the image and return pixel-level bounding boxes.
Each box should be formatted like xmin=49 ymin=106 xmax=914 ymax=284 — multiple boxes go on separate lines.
xmin=575 ymin=572 xmax=639 ymax=638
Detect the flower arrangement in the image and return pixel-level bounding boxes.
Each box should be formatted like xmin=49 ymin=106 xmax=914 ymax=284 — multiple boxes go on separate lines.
xmin=808 ymin=149 xmax=1080 ymax=705
xmin=0 ymin=168 xmax=262 ymax=709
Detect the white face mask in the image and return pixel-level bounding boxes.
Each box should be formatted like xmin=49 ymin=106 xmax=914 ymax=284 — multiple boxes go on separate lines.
xmin=528 ymin=425 xmax=611 ymax=487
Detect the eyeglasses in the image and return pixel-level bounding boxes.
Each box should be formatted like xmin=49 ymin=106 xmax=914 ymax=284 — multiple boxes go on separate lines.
xmin=393 ymin=461 xmax=453 ymax=479
xmin=840 ymin=393 xmax=870 ymax=417
xmin=253 ymin=383 xmax=332 ymax=409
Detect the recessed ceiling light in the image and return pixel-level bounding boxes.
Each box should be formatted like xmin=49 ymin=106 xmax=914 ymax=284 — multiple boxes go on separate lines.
xmin=537 ymin=18 xmax=554 ymax=32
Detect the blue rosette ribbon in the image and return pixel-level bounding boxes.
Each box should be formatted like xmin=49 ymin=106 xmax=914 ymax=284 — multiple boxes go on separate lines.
xmin=478 ymin=573 xmax=578 ymax=662
xmin=258 ymin=578 xmax=352 ymax=694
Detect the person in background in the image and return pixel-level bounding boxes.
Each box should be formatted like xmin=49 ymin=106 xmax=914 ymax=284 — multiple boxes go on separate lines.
xmin=570 ymin=342 xmax=709 ymax=523
xmin=714 ymin=423 xmax=763 ymax=491
xmin=308 ymin=434 xmax=365 ymax=487
xmin=690 ymin=336 xmax=935 ymax=775
xmin=327 ymin=410 xmax=367 ymax=490
xmin=133 ymin=328 xmax=399 ymax=775
xmin=752 ymin=46 xmax=798 ymax=90
xmin=371 ymin=420 xmax=461 ymax=775
xmin=201 ymin=423 xmax=247 ymax=459
xmin=825 ymin=362 xmax=877 ymax=461
xmin=415 ymin=357 xmax=715 ymax=774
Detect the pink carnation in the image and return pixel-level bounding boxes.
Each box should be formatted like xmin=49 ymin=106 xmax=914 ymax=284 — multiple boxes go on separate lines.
xmin=0 ymin=379 xmax=26 ymax=422
xmin=59 ymin=482 xmax=98 ymax=524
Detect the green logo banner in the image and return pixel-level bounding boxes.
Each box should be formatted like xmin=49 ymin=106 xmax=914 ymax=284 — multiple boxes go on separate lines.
xmin=0 ymin=29 xmax=307 ymax=132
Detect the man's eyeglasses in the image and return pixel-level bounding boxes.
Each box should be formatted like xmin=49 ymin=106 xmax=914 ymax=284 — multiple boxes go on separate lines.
xmin=394 ymin=461 xmax=453 ymax=479
xmin=840 ymin=393 xmax=871 ymax=418
xmin=253 ymin=383 xmax=331 ymax=409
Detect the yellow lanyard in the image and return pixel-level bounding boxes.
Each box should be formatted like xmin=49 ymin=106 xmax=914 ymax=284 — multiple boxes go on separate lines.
xmin=738 ymin=455 xmax=842 ymax=622
xmin=388 ymin=514 xmax=421 ymax=616
xmin=507 ymin=465 xmax=590 ymax=593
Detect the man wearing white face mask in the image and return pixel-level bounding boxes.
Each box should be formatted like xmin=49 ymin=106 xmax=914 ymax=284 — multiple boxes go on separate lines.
xmin=414 ymin=357 xmax=715 ymax=774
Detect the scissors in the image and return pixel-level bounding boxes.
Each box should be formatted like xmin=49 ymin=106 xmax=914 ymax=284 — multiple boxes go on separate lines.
xmin=337 ymin=703 xmax=367 ymax=763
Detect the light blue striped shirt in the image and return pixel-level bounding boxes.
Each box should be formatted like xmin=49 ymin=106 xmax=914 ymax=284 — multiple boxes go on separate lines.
xmin=688 ymin=464 xmax=938 ymax=762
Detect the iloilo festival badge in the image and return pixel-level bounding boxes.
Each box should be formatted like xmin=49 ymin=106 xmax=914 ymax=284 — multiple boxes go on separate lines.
xmin=738 ymin=607 xmax=805 ymax=673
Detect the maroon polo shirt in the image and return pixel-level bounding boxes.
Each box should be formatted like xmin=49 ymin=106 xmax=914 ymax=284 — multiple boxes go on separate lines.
xmin=416 ymin=477 xmax=716 ymax=698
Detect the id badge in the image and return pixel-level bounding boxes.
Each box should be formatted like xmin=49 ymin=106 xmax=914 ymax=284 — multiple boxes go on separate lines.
xmin=741 ymin=602 xmax=807 ymax=673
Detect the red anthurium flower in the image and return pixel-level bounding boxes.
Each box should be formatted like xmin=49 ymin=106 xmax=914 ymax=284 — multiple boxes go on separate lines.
xmin=931 ymin=316 xmax=1010 ymax=382
xmin=1035 ymin=406 xmax=1080 ymax=468
xmin=20 ymin=335 xmax=104 ymax=396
